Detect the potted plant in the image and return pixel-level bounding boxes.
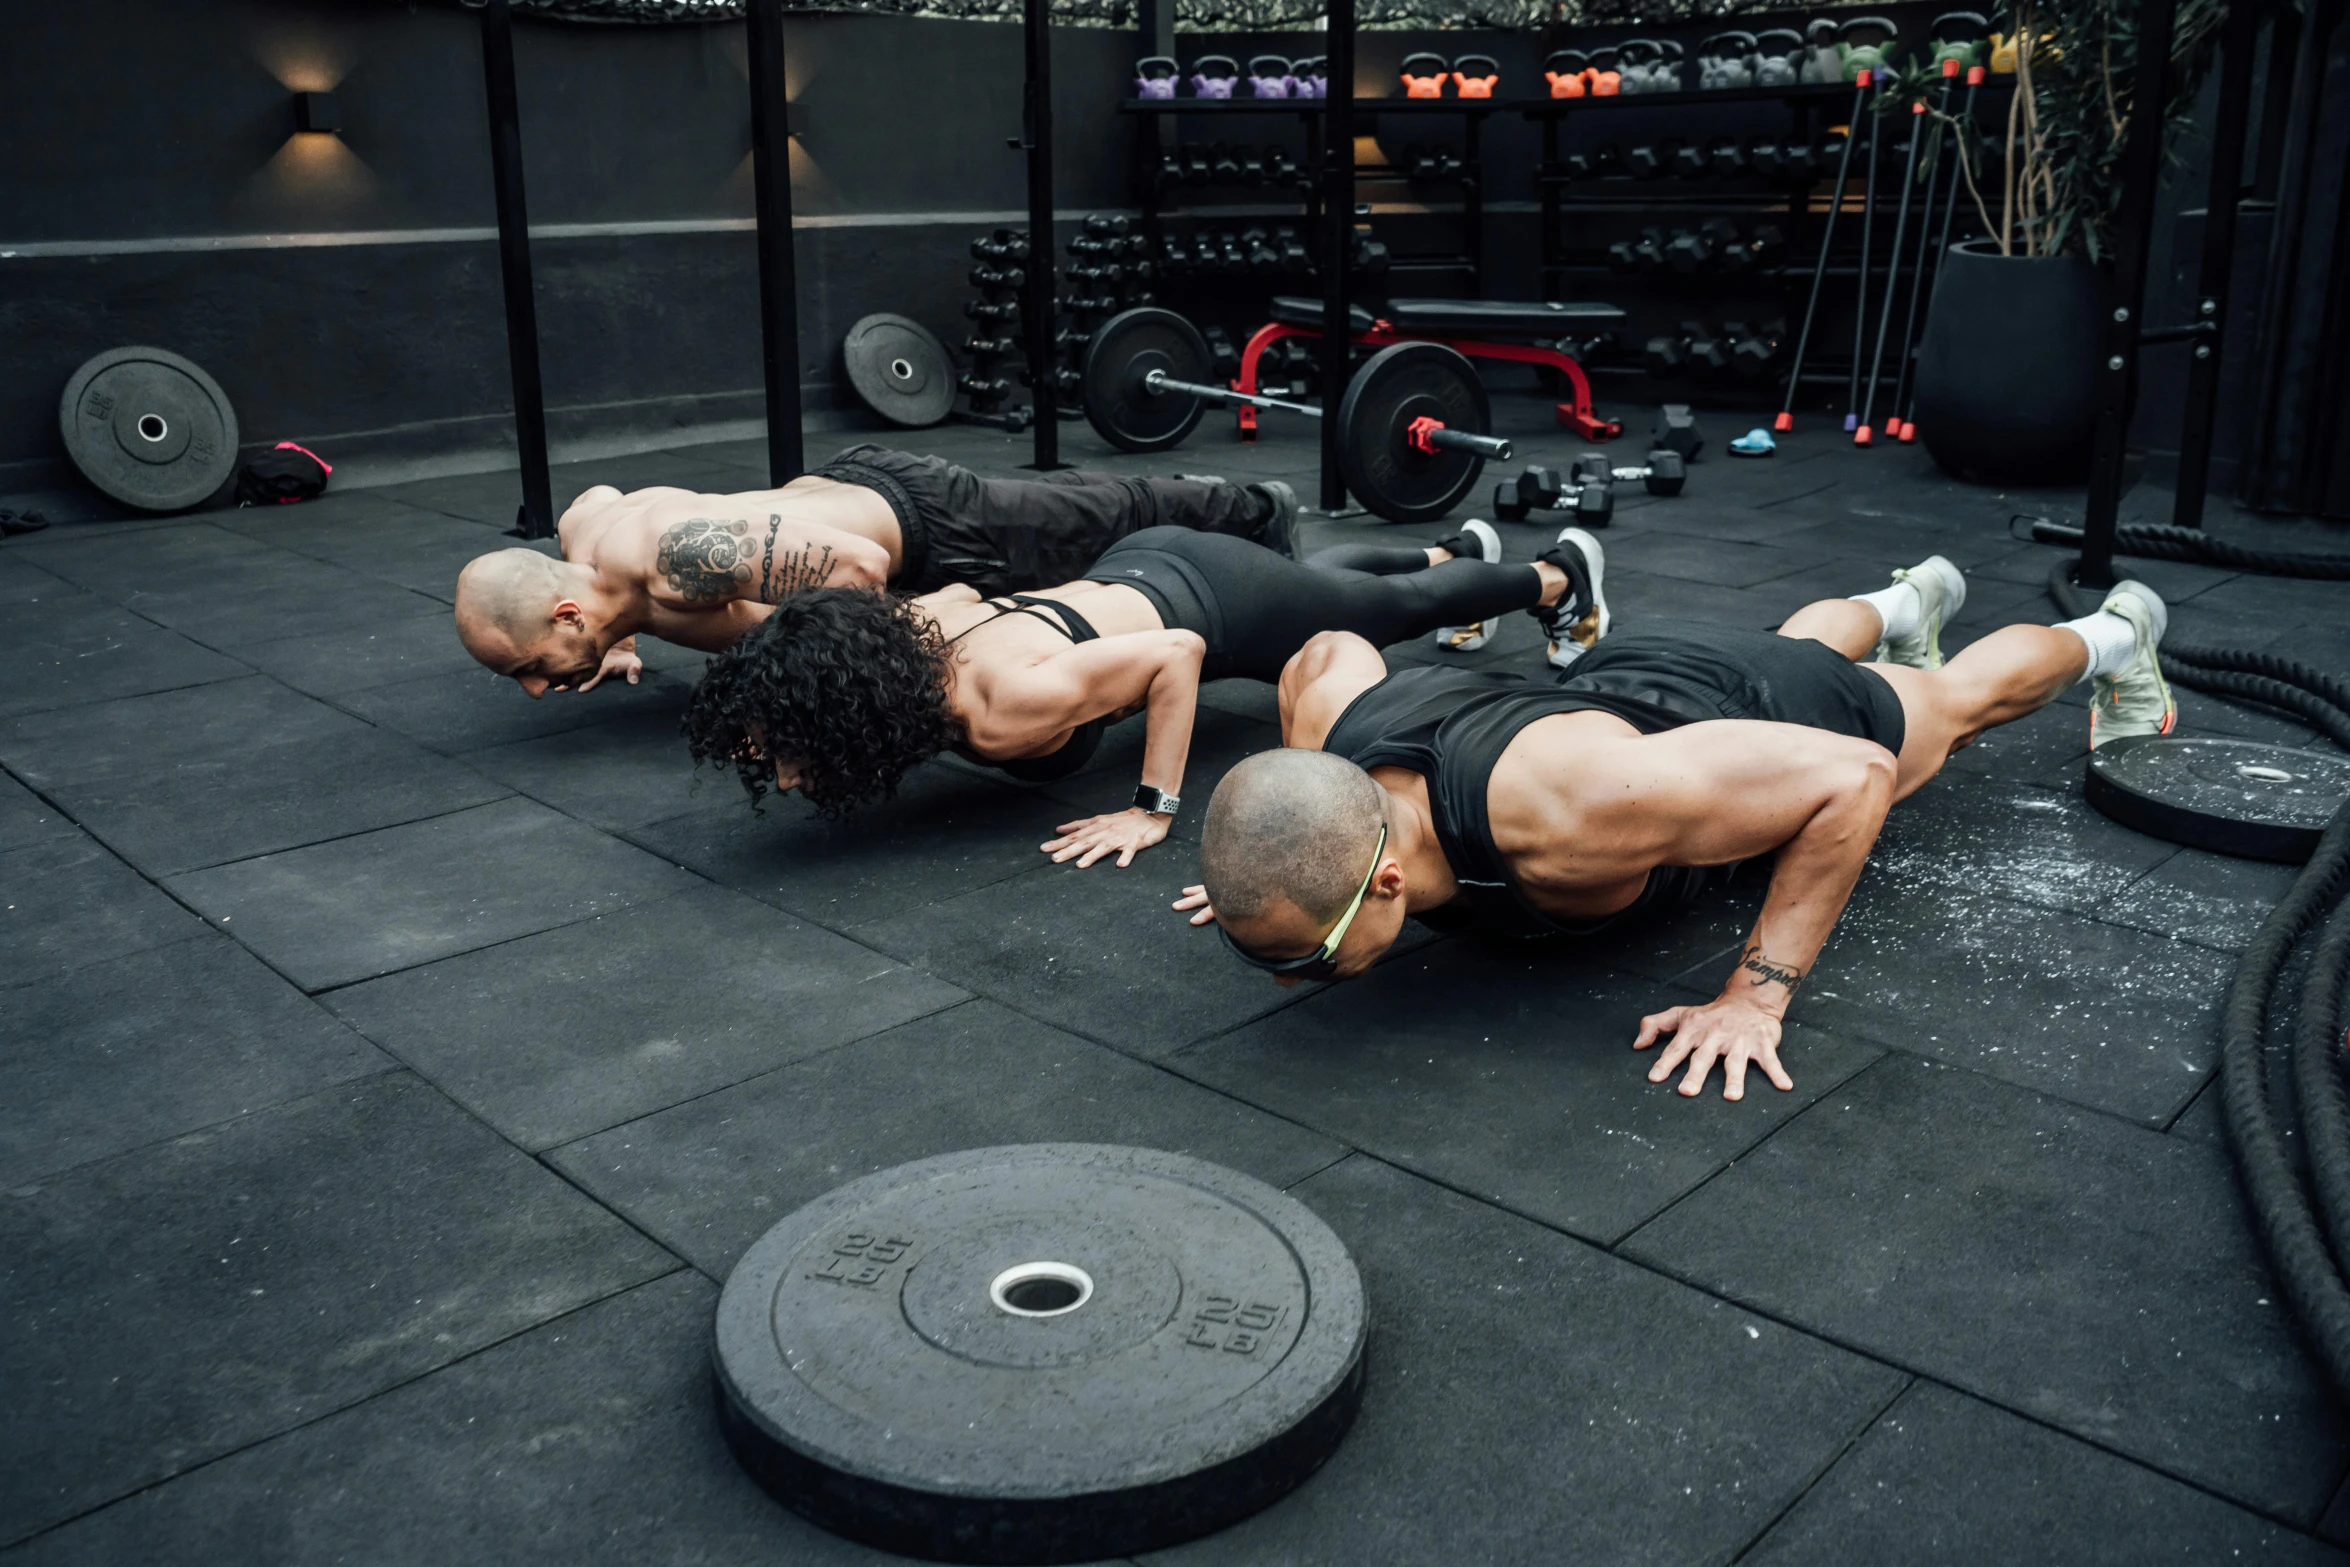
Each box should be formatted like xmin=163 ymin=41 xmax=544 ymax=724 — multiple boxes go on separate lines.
xmin=1911 ymin=0 xmax=2226 ymax=485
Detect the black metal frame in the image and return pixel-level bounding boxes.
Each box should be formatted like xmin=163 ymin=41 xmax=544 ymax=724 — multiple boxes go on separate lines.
xmin=474 ymin=0 xmax=555 ymax=539
xmin=1015 ymin=0 xmax=1068 ymax=470
xmin=746 ymin=0 xmax=806 ymax=484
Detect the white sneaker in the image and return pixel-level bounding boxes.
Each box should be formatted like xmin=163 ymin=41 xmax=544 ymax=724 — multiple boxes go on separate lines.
xmin=1875 ymin=554 xmax=1966 ymax=669
xmin=1433 ymin=519 xmax=1502 ymax=652
xmin=2089 ymin=580 xmax=2177 ymax=750
xmin=1533 ymin=526 xmax=1610 ymax=669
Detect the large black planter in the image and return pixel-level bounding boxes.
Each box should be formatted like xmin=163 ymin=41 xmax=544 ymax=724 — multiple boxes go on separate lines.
xmin=1914 ymin=241 xmax=2106 ymax=486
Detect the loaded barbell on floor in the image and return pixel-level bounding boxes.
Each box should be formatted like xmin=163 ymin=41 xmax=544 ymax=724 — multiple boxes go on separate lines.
xmin=1080 ymin=306 xmax=1513 ymax=525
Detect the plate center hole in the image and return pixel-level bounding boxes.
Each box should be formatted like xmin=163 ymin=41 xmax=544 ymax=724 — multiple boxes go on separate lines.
xmin=2238 ymin=764 xmax=2295 ymax=783
xmin=890 ymin=357 xmax=914 ymax=380
xmin=136 ymin=413 xmax=168 ymax=443
xmin=989 ymin=1261 xmax=1092 ymax=1318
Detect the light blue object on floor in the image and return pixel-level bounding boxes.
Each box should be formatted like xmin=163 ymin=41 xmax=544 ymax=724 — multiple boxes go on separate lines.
xmin=1729 ymin=427 xmax=1776 ymax=458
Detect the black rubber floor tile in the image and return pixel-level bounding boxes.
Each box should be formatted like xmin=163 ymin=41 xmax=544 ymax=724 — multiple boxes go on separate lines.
xmin=1805 ymin=879 xmax=2224 ymax=1123
xmin=1 ymin=936 xmax=392 ymax=1188
xmin=269 ymin=509 xmax=514 ymax=603
xmin=2184 ymin=573 xmax=2350 ymax=627
xmin=328 ymin=883 xmax=966 ymax=1149
xmin=459 ymin=705 xmax=724 ymax=833
xmin=1622 ymin=1055 xmax=2348 ymax=1522
xmin=2169 ymin=684 xmax=2323 ymax=747
xmin=1866 ymin=768 xmax=2179 ymax=915
xmin=1177 ymin=943 xmax=1880 ymax=1243
xmin=167 ymin=796 xmax=699 ymax=993
xmin=2 ymin=677 xmax=511 ymax=875
xmin=1141 ymin=1155 xmax=1908 ymax=1566
xmin=1938 ymin=696 xmax=2091 ymax=780
xmin=1606 ymin=531 xmax=1838 ymax=589
xmin=549 ymin=998 xmax=1345 ymax=1277
xmin=2098 ymin=847 xmax=2302 ymax=953
xmin=372 ymin=468 xmax=533 ymax=525
xmin=1744 ymin=1383 xmax=2343 ymax=1566
xmin=851 ymin=846 xmax=1320 ymax=1059
xmin=0 ymin=552 xmax=68 ymax=603
xmin=0 ymin=770 xmax=73 ymax=852
xmin=0 ymin=835 xmax=209 ymax=990
xmin=2 ymin=1270 xmax=896 ymax=1567
xmin=628 ymin=761 xmax=1058 ymax=929
xmin=1036 ymin=706 xmax=1281 ymax=838
xmin=0 ymin=1072 xmax=675 ymax=1547
xmin=0 ymin=589 xmax=251 ymax=719
xmin=1637 ymin=498 xmax=1842 ymax=543
xmin=230 ymin=612 xmax=487 ymax=697
xmin=1604 ymin=568 xmax=1787 ymax=629
xmin=338 ymin=664 xmax=694 ymax=754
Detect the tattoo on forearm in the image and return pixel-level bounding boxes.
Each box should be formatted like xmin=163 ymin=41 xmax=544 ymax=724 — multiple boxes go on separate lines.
xmin=656 ymin=519 xmax=753 ymax=603
xmin=1737 ymin=943 xmax=1805 ymax=996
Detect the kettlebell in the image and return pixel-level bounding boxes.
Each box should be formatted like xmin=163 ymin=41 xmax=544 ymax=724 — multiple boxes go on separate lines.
xmin=1799 ymin=18 xmax=1843 ymax=84
xmin=1133 ymin=56 xmax=1179 ymax=100
xmin=1586 ymin=44 xmax=1623 ymax=96
xmin=1615 ymin=38 xmax=1663 ymax=94
xmin=1188 ymin=55 xmax=1239 ymax=98
xmin=1988 ymin=31 xmax=2019 ymax=72
xmin=1401 ymin=51 xmax=1449 ymax=98
xmin=1698 ymin=31 xmax=1759 ymax=89
xmin=1837 ymin=17 xmax=1901 ymax=82
xmin=1545 ymin=47 xmax=1591 ymax=98
xmin=1294 ymin=56 xmax=1328 ymax=98
xmin=1247 ymin=54 xmax=1294 ymax=98
xmin=1452 ymin=52 xmax=1500 ymax=99
xmin=1752 ymin=29 xmax=1805 ymax=88
xmin=1928 ymin=11 xmax=1991 ymax=74
xmin=1654 ymin=40 xmax=1687 ymax=93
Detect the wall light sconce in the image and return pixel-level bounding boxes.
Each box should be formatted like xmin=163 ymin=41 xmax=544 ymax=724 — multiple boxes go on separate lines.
xmin=294 ymin=91 xmax=342 ymax=134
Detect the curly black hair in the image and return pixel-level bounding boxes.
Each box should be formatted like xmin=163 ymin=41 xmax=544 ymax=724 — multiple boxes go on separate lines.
xmin=683 ymin=589 xmax=956 ymax=816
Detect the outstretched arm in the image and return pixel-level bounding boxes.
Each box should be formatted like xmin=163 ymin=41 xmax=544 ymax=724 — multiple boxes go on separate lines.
xmin=968 ymin=630 xmax=1208 ymax=868
xmin=1558 ymin=721 xmax=1898 ymax=1101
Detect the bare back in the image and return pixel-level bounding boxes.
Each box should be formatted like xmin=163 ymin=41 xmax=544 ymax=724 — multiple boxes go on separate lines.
xmin=558 ymin=477 xmax=903 ymax=652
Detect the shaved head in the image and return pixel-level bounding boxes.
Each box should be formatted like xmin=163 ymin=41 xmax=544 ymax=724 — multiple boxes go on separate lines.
xmin=1202 ymin=749 xmax=1389 ymax=924
xmin=455 ymin=548 xmax=568 ymax=658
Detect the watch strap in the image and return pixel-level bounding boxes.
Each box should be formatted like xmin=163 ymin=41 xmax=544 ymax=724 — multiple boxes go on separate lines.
xmin=1133 ymin=783 xmax=1181 ymax=818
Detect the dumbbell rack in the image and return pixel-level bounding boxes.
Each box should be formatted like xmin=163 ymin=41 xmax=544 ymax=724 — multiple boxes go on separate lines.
xmin=1118 ymin=98 xmax=1507 ymax=297
xmin=1522 ymin=79 xmax=2006 ymax=397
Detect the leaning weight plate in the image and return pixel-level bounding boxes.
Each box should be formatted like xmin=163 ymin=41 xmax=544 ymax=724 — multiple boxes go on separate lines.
xmin=1337 ymin=340 xmax=1489 ymax=525
xmin=1081 ymin=307 xmax=1211 ymax=453
xmin=2086 ymin=735 xmax=2350 ymax=863
xmin=843 ymin=314 xmax=956 ymax=427
xmin=714 ymin=1143 xmax=1367 ymax=1564
xmin=58 ymin=346 xmax=240 ymax=512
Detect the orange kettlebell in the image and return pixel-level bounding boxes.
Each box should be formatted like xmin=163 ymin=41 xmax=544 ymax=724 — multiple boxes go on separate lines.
xmin=1400 ymin=51 xmax=1448 ymax=97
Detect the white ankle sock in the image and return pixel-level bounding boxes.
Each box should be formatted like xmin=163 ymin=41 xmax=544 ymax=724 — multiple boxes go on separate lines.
xmin=2055 ymin=610 xmax=2138 ymax=681
xmin=1850 ymin=582 xmax=1922 ymax=643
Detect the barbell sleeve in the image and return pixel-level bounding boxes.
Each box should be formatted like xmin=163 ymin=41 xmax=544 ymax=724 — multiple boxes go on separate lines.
xmin=1425 ymin=427 xmax=1514 ymax=461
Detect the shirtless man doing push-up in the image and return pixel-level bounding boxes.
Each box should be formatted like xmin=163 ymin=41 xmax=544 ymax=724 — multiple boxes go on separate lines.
xmin=452 ymin=445 xmax=1292 ymax=696
xmin=1178 ymin=537 xmax=2178 ymax=1101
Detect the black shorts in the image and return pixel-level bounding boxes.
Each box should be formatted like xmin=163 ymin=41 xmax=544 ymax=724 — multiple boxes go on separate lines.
xmin=1561 ymin=621 xmax=1908 ymax=756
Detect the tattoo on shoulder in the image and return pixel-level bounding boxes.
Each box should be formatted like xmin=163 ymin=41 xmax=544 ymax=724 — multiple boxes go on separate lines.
xmin=1737 ymin=943 xmax=1805 ymax=996
xmin=655 ymin=518 xmax=754 ymax=603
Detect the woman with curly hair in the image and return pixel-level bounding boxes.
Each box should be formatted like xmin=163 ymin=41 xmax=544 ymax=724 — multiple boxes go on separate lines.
xmin=684 ymin=521 xmax=1595 ymax=867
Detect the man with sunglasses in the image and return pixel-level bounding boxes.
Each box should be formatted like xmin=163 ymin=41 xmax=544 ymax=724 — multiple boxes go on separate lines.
xmin=1176 ymin=548 xmax=2178 ymax=1101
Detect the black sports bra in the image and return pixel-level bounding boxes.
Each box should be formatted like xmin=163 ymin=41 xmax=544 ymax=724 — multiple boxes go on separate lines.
xmin=945 ymin=594 xmax=1106 ymax=783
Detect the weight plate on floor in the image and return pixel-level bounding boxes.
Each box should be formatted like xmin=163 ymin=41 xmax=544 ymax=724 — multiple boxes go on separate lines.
xmin=2085 ymin=735 xmax=2350 ymax=863
xmin=714 ymin=1143 xmax=1367 ymax=1564
xmin=1081 ymin=307 xmax=1211 ymax=453
xmin=843 ymin=314 xmax=955 ymax=428
xmin=1337 ymin=341 xmax=1489 ymax=525
xmin=57 ymin=346 xmax=239 ymax=512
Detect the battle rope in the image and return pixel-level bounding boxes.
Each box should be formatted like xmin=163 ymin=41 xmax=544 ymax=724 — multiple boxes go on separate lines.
xmin=2046 ymin=545 xmax=2350 ymax=1403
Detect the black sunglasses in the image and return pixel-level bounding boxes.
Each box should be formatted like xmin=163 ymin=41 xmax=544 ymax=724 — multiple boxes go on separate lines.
xmin=1217 ymin=823 xmax=1388 ymax=982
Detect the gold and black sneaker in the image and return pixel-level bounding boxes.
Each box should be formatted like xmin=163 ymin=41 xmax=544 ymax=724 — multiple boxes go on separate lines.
xmin=1532 ymin=526 xmax=1610 ymax=669
xmin=1432 ymin=519 xmax=1503 ymax=652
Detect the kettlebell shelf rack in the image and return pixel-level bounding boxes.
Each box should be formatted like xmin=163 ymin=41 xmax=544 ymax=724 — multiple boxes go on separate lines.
xmin=1121 ymin=98 xmax=1509 ymax=291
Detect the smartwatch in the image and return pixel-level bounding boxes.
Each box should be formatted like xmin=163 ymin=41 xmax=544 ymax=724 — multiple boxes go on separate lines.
xmin=1133 ymin=783 xmax=1181 ymax=818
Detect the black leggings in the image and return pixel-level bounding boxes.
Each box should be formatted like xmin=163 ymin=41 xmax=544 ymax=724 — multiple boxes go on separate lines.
xmin=1083 ymin=527 xmax=1543 ymax=682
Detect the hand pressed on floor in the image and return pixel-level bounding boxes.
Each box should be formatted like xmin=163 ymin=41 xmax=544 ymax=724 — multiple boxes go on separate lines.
xmin=1634 ymin=996 xmax=1796 ymax=1101
xmin=1042 ymin=805 xmax=1169 ymax=868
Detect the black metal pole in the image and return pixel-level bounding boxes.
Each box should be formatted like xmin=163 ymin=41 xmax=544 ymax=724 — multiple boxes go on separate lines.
xmin=1775 ymin=76 xmax=1869 ymax=431
xmin=1898 ymin=68 xmax=1984 ymax=438
xmin=1845 ymin=74 xmax=1881 ymax=431
xmin=2078 ymin=0 xmax=2180 ymax=588
xmin=1857 ymin=96 xmax=1927 ymax=444
xmin=745 ymin=0 xmax=804 ymax=484
xmin=476 ymin=0 xmax=553 ymax=539
xmin=1319 ymin=0 xmax=1357 ymax=513
xmin=1885 ymin=69 xmax=1957 ymax=438
xmin=2170 ymin=0 xmax=2259 ymax=529
xmin=1017 ymin=0 xmax=1064 ymax=469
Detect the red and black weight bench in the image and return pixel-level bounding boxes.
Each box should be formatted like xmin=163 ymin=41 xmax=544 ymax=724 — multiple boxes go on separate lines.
xmin=1236 ymin=296 xmax=1628 ymax=443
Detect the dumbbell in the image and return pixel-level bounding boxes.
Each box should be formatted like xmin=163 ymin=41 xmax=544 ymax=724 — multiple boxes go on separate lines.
xmin=1210 ymin=144 xmax=1243 ymax=183
xmin=1609 ymin=227 xmax=1667 ymax=273
xmin=1492 ymin=466 xmax=1567 ymax=521
xmin=1664 ymin=228 xmax=1713 ymax=273
xmin=970 ymin=234 xmax=1016 ymax=261
xmin=1571 ymin=447 xmax=1688 ymax=496
xmin=1729 ymin=321 xmax=1784 ymax=377
xmin=969 ymin=264 xmax=1026 ymax=290
xmin=1719 ymin=222 xmax=1783 ymax=273
xmin=1671 ymin=141 xmax=1712 ymax=179
xmin=1264 ymin=147 xmax=1303 ymax=186
xmin=1274 ymin=227 xmax=1310 ymax=272
xmin=965 ymin=298 xmax=1019 ymax=323
xmin=959 ymin=373 xmax=1012 ymax=400
xmin=1709 ymin=138 xmax=1753 ymax=177
xmin=963 ymin=333 xmax=1014 ymax=359
xmin=1183 ymin=146 xmax=1212 ymax=183
xmin=1687 ymin=324 xmax=1731 ymax=375
xmin=1643 ymin=332 xmax=1690 ymax=376
xmin=1625 ymin=140 xmax=1677 ymax=180
xmin=1654 ymin=403 xmax=1703 ymax=458
xmin=1239 ymin=146 xmax=1267 ymax=184
xmin=1084 ymin=214 xmax=1131 ymax=237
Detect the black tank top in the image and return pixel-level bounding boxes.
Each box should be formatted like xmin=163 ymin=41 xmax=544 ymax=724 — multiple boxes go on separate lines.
xmin=1320 ymin=661 xmax=1733 ymax=939
xmin=946 ymin=594 xmax=1107 ymax=783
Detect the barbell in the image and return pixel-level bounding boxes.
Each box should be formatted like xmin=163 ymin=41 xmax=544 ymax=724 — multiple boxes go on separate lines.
xmin=1079 ymin=307 xmax=1513 ymax=525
